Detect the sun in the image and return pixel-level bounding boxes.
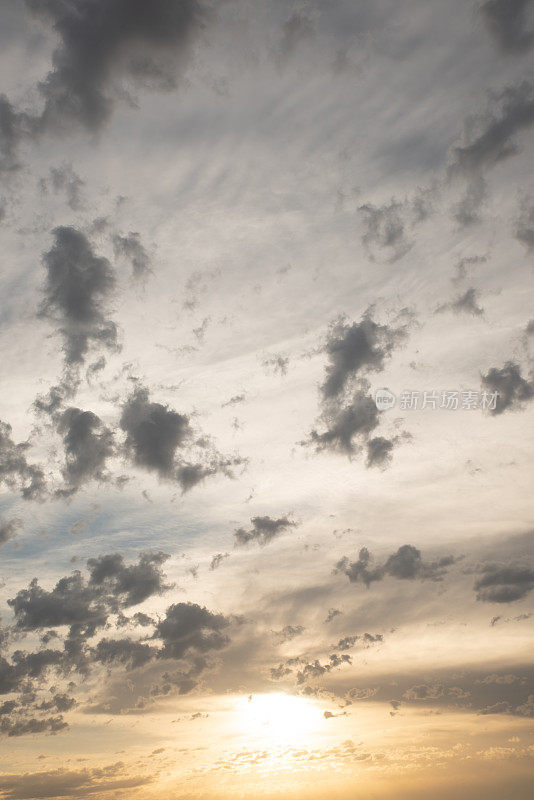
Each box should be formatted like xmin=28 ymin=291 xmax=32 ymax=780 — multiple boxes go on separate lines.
xmin=236 ymin=693 xmax=324 ymax=743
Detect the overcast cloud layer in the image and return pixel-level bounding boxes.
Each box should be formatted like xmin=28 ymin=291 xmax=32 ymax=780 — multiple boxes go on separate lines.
xmin=0 ymin=2 xmax=533 ymax=799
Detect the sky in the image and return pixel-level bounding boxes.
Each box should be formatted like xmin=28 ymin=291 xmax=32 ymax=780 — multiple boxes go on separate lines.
xmin=0 ymin=1 xmax=533 ymax=798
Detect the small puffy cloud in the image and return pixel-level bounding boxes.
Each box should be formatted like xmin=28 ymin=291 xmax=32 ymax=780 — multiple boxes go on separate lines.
xmin=120 ymin=384 xmax=243 ymax=492
xmin=234 ymin=515 xmax=297 ymax=547
xmin=481 ymin=361 xmax=534 ymax=414
xmin=39 ymin=226 xmax=118 ymax=367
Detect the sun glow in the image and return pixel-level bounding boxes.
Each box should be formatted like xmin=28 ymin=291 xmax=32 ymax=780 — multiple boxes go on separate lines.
xmin=236 ymin=693 xmax=324 ymax=743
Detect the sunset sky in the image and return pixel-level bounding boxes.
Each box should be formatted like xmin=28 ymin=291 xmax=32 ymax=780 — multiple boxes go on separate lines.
xmin=0 ymin=1 xmax=533 ymax=798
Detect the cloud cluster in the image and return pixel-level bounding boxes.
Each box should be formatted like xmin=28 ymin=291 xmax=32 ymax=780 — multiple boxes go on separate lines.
xmin=120 ymin=384 xmax=243 ymax=492
xmin=306 ymin=312 xmax=410 ymax=464
xmin=335 ymin=544 xmax=457 ymax=587
xmin=481 ymin=361 xmax=534 ymax=414
xmin=0 ymin=551 xmax=231 ymax=738
xmin=0 ymin=419 xmax=46 ymax=500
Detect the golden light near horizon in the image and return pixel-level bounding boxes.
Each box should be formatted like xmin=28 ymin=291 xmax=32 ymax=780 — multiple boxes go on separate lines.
xmin=236 ymin=693 xmax=325 ymax=744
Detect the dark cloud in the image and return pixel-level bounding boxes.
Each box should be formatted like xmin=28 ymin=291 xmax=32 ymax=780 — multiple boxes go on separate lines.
xmin=94 ymin=637 xmax=156 ymax=669
xmin=24 ymin=0 xmax=206 ymax=133
xmin=8 ymin=551 xmax=171 ymax=635
xmin=120 ymin=388 xmax=190 ymax=472
xmin=155 ymin=602 xmax=230 ymax=661
xmin=120 ymin=384 xmax=243 ymax=491
xmin=480 ymin=0 xmax=534 ymax=54
xmin=39 ymin=226 xmax=118 ymax=367
xmin=359 ymin=200 xmax=412 ymax=263
xmin=113 ymin=232 xmax=151 ymax=279
xmin=0 ymin=518 xmax=22 ymax=546
xmin=309 ymin=384 xmax=379 ymax=456
xmin=335 ymin=544 xmax=457 ymax=587
xmin=0 ymin=552 xmax=233 ymax=736
xmin=306 ymin=313 xmax=410 ymax=464
xmin=0 ymin=715 xmax=67 ymax=737
xmin=474 ymin=565 xmax=534 ymax=602
xmin=481 ymin=361 xmax=534 ymax=414
xmin=87 ymin=550 xmax=171 ymax=606
xmin=365 ymin=435 xmax=397 ymax=468
xmin=320 ymin=315 xmax=407 ymax=401
xmin=56 ymin=407 xmax=114 ymax=495
xmin=0 ymin=420 xmax=47 ymax=500
xmin=296 ymin=653 xmax=351 ymax=684
xmin=234 ymin=515 xmax=297 ymax=547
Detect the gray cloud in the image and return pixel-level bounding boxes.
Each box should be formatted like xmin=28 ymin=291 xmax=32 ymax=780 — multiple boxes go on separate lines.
xmin=475 ymin=565 xmax=534 ymax=602
xmin=113 ymin=232 xmax=151 ymax=279
xmin=306 ymin=310 xmax=411 ymax=464
xmin=155 ymin=602 xmax=230 ymax=661
xmin=39 ymin=226 xmax=118 ymax=367
xmin=335 ymin=544 xmax=457 ymax=587
xmin=0 ymin=420 xmax=46 ymax=500
xmin=320 ymin=314 xmax=408 ymax=401
xmin=309 ymin=383 xmax=380 ymax=456
xmin=480 ymin=0 xmax=534 ymax=54
xmin=24 ymin=0 xmax=206 ymax=133
xmin=120 ymin=384 xmax=242 ymax=492
xmin=481 ymin=361 xmax=534 ymax=414
xmin=56 ymin=407 xmax=114 ymax=496
xmin=234 ymin=515 xmax=297 ymax=547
